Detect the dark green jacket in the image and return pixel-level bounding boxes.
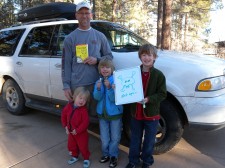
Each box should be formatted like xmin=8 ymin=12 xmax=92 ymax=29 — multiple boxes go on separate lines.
xmin=130 ymin=65 xmax=167 ymax=118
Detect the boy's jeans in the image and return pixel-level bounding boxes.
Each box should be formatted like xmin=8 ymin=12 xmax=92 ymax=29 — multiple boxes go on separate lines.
xmin=99 ymin=118 xmax=122 ymax=157
xmin=128 ymin=118 xmax=159 ymax=166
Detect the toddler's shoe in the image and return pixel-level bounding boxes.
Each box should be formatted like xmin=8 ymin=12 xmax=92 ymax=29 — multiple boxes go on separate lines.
xmin=99 ymin=156 xmax=110 ymax=163
xmin=83 ymin=160 xmax=90 ymax=168
xmin=67 ymin=157 xmax=78 ymax=165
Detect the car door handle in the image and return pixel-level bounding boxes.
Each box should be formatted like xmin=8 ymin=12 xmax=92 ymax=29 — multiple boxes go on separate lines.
xmin=55 ymin=63 xmax=61 ymax=68
xmin=16 ymin=61 xmax=22 ymax=66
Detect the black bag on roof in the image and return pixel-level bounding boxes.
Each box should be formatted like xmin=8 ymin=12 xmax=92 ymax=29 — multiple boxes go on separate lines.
xmin=17 ymin=2 xmax=77 ymax=23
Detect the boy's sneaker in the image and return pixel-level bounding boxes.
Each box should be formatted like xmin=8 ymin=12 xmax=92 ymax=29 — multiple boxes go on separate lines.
xmin=99 ymin=156 xmax=110 ymax=163
xmin=142 ymin=163 xmax=150 ymax=168
xmin=67 ymin=157 xmax=78 ymax=165
xmin=83 ymin=160 xmax=90 ymax=168
xmin=109 ymin=156 xmax=117 ymax=168
xmin=125 ymin=163 xmax=136 ymax=168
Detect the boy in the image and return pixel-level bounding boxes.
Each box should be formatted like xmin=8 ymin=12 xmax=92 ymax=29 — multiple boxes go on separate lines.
xmin=93 ymin=58 xmax=123 ymax=168
xmin=125 ymin=44 xmax=167 ymax=168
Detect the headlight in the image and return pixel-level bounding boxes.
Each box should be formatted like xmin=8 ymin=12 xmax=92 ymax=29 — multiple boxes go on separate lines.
xmin=196 ymin=75 xmax=225 ymax=91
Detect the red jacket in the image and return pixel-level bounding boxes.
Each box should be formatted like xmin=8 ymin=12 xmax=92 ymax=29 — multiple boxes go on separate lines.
xmin=61 ymin=102 xmax=89 ymax=135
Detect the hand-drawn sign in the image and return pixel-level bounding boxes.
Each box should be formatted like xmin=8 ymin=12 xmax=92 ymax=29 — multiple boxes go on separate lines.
xmin=113 ymin=66 xmax=144 ymax=105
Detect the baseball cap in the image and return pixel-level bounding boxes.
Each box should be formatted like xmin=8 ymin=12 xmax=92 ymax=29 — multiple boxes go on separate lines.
xmin=76 ymin=1 xmax=91 ymax=12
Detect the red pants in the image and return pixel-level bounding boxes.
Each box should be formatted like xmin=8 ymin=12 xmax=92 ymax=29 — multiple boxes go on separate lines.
xmin=67 ymin=131 xmax=90 ymax=160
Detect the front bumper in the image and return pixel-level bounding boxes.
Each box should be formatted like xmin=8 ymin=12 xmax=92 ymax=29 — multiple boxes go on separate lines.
xmin=188 ymin=121 xmax=225 ymax=131
xmin=180 ymin=93 xmax=225 ymax=131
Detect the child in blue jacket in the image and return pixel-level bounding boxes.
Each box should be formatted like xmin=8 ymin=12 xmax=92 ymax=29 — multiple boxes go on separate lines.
xmin=93 ymin=57 xmax=123 ymax=168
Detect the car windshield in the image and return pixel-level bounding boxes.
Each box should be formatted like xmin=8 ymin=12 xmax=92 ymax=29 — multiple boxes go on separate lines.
xmin=91 ymin=22 xmax=149 ymax=52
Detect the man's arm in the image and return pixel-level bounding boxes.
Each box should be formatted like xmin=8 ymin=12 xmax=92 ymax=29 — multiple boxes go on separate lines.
xmin=62 ymin=37 xmax=73 ymax=101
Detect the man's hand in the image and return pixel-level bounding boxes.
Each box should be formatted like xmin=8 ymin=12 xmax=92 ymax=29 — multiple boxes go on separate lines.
xmin=83 ymin=57 xmax=97 ymax=65
xmin=64 ymin=89 xmax=73 ymax=101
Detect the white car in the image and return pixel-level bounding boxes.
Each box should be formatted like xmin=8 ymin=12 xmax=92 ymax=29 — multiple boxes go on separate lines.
xmin=0 ymin=18 xmax=225 ymax=155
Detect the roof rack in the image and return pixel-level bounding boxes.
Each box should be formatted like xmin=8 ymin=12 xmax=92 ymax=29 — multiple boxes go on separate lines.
xmin=11 ymin=18 xmax=69 ymax=27
xmin=17 ymin=2 xmax=76 ymax=23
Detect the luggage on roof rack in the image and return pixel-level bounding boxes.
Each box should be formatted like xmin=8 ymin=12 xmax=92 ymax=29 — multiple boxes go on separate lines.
xmin=17 ymin=2 xmax=76 ymax=23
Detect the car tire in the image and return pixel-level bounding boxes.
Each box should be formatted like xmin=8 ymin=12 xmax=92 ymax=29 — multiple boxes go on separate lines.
xmin=154 ymin=99 xmax=184 ymax=154
xmin=2 ymin=79 xmax=27 ymax=115
xmin=123 ymin=99 xmax=184 ymax=155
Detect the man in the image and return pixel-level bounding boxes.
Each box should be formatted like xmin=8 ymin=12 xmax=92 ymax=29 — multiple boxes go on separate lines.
xmin=62 ymin=1 xmax=113 ymax=116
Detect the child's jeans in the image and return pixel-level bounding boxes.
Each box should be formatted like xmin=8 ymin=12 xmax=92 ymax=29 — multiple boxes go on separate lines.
xmin=128 ymin=118 xmax=159 ymax=166
xmin=99 ymin=118 xmax=122 ymax=157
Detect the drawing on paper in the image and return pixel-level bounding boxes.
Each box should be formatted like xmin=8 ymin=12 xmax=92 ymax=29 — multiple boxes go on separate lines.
xmin=117 ymin=71 xmax=136 ymax=92
xmin=113 ymin=66 xmax=144 ymax=105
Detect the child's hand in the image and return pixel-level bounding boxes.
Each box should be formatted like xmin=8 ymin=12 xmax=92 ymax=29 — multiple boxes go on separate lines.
xmin=65 ymin=126 xmax=69 ymax=135
xmin=137 ymin=98 xmax=149 ymax=104
xmin=71 ymin=129 xmax=77 ymax=135
xmin=111 ymin=84 xmax=115 ymax=89
xmin=104 ymin=79 xmax=111 ymax=89
xmin=143 ymin=97 xmax=149 ymax=104
xmin=97 ymin=79 xmax=102 ymax=90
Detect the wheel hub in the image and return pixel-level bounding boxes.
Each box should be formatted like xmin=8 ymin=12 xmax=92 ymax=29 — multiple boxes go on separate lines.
xmin=6 ymin=87 xmax=18 ymax=109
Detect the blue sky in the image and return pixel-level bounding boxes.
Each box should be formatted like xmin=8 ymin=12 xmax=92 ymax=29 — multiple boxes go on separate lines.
xmin=208 ymin=0 xmax=225 ymax=43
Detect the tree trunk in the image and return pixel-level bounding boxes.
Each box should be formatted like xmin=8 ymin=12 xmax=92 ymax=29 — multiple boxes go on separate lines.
xmin=91 ymin=0 xmax=96 ymax=20
xmin=183 ymin=13 xmax=188 ymax=51
xmin=161 ymin=0 xmax=172 ymax=50
xmin=157 ymin=0 xmax=163 ymax=49
xmin=112 ymin=0 xmax=117 ymax=22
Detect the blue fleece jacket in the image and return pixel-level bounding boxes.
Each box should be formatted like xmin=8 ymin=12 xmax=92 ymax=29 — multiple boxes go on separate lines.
xmin=93 ymin=75 xmax=123 ymax=118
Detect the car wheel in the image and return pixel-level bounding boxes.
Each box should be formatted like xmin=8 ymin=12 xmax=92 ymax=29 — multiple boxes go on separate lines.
xmin=123 ymin=99 xmax=184 ymax=155
xmin=154 ymin=99 xmax=184 ymax=154
xmin=2 ymin=79 xmax=27 ymax=115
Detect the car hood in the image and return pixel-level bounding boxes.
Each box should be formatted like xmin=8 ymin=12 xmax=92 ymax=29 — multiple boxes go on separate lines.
xmin=158 ymin=50 xmax=225 ymax=66
xmin=157 ymin=50 xmax=225 ymax=77
xmin=156 ymin=50 xmax=225 ymax=96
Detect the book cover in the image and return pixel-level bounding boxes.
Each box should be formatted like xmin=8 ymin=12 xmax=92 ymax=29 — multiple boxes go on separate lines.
xmin=75 ymin=44 xmax=88 ymax=63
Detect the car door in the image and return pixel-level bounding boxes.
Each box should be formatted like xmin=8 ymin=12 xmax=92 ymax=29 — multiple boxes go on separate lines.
xmin=15 ymin=25 xmax=55 ymax=101
xmin=50 ymin=23 xmax=78 ymax=104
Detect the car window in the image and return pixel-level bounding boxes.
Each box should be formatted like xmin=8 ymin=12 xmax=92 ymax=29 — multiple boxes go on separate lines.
xmin=52 ymin=23 xmax=78 ymax=57
xmin=91 ymin=22 xmax=148 ymax=52
xmin=0 ymin=29 xmax=25 ymax=56
xmin=20 ymin=25 xmax=55 ymax=57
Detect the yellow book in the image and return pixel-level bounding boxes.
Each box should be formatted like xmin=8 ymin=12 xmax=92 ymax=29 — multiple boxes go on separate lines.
xmin=76 ymin=44 xmax=88 ymax=63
